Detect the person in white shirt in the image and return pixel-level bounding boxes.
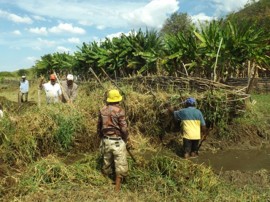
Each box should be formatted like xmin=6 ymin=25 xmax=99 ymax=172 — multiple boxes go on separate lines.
xmin=40 ymin=74 xmax=62 ymax=104
xmin=61 ymin=74 xmax=78 ymax=104
xmin=19 ymin=75 xmax=29 ymax=102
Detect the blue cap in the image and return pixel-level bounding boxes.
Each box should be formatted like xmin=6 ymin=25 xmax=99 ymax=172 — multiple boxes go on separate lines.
xmin=185 ymin=97 xmax=196 ymax=105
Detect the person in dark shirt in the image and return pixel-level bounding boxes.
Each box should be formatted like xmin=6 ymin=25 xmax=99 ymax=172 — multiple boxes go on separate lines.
xmin=168 ymin=97 xmax=206 ymax=159
xmin=97 ymin=89 xmax=129 ymax=192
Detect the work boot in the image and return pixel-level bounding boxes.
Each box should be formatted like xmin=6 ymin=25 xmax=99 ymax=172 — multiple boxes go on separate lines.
xmin=115 ymin=175 xmax=122 ymax=192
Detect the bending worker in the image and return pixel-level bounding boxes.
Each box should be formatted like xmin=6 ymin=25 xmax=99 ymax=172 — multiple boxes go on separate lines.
xmin=168 ymin=97 xmax=206 ymax=159
xmin=97 ymin=89 xmax=129 ymax=192
xmin=61 ymin=74 xmax=78 ymax=103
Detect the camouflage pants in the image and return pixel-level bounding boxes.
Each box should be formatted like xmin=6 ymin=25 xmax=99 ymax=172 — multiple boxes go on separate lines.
xmin=101 ymin=138 xmax=128 ymax=177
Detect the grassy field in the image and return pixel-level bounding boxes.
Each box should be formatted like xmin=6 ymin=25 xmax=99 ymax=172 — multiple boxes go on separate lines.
xmin=0 ymin=80 xmax=269 ymax=201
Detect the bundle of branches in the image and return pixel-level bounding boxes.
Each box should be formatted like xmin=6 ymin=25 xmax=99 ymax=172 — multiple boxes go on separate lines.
xmin=121 ymin=75 xmax=249 ymax=94
xmin=120 ymin=75 xmax=250 ymax=138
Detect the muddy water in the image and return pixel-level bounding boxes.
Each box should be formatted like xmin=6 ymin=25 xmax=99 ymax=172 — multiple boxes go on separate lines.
xmin=191 ymin=148 xmax=270 ymax=171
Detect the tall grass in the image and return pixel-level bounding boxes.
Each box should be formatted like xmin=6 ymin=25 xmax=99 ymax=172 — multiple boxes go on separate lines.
xmin=0 ymin=81 xmax=269 ymax=201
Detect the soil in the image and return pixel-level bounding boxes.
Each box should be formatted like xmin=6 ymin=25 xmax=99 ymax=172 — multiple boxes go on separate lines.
xmin=221 ymin=169 xmax=270 ymax=188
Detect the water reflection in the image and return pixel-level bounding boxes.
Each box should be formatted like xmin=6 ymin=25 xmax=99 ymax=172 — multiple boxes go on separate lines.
xmin=191 ymin=148 xmax=270 ymax=171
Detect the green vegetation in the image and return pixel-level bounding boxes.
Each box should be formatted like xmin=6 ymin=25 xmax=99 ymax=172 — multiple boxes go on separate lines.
xmin=227 ymin=0 xmax=270 ymax=31
xmin=0 ymin=81 xmax=269 ymax=201
xmin=234 ymin=94 xmax=270 ymax=139
xmin=30 ymin=18 xmax=269 ymax=82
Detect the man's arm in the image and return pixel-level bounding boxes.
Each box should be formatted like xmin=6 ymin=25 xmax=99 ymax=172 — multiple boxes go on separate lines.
xmin=201 ymin=125 xmax=207 ymax=140
xmin=56 ymin=84 xmax=62 ymax=101
xmin=70 ymin=84 xmax=78 ymax=102
xmin=118 ymin=109 xmax=128 ymax=142
xmin=61 ymin=82 xmax=70 ymax=102
xmin=97 ymin=112 xmax=103 ymax=139
xmin=166 ymin=104 xmax=180 ymax=120
xmin=39 ymin=77 xmax=45 ymax=89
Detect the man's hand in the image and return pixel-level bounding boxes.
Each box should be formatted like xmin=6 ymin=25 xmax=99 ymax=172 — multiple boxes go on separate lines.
xmin=201 ymin=134 xmax=207 ymax=140
xmin=40 ymin=76 xmax=45 ymax=82
xmin=164 ymin=103 xmax=174 ymax=115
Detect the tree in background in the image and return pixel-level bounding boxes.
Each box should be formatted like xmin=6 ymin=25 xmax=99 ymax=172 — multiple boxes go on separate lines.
xmin=17 ymin=69 xmax=28 ymax=77
xmin=227 ymin=0 xmax=270 ymax=31
xmin=160 ymin=12 xmax=193 ymax=37
xmin=34 ymin=53 xmax=75 ymax=78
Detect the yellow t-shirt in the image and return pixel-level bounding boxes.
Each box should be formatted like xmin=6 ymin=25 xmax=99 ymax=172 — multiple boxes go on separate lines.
xmin=174 ymin=107 xmax=206 ymax=140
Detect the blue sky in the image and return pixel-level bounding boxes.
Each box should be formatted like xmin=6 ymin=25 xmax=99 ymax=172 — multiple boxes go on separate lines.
xmin=0 ymin=0 xmax=252 ymax=72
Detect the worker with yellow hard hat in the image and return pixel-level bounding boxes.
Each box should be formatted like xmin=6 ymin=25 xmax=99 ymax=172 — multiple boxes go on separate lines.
xmin=97 ymin=89 xmax=129 ymax=192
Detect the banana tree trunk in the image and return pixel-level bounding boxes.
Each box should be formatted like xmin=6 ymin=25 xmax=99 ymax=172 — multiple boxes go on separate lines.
xmin=246 ymin=62 xmax=258 ymax=94
xmin=213 ymin=38 xmax=223 ymax=82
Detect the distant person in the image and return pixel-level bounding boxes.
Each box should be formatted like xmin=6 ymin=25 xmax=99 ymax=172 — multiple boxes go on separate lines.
xmin=39 ymin=74 xmax=62 ymax=104
xmin=168 ymin=97 xmax=206 ymax=159
xmin=61 ymin=74 xmax=78 ymax=104
xmin=19 ymin=75 xmax=29 ymax=102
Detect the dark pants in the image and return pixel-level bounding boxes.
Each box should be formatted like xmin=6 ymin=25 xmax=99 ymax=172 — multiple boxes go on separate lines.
xmin=183 ymin=138 xmax=199 ymax=155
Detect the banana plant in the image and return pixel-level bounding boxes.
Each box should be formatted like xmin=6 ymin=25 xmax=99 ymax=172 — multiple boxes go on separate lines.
xmin=50 ymin=52 xmax=75 ymax=76
xmin=34 ymin=54 xmax=54 ymax=76
xmin=163 ymin=30 xmax=198 ymax=76
xmin=193 ymin=20 xmax=224 ymax=79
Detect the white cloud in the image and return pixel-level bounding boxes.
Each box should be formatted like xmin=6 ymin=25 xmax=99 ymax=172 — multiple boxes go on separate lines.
xmin=56 ymin=46 xmax=70 ymax=53
xmin=29 ymin=27 xmax=48 ymax=35
xmin=32 ymin=15 xmax=46 ymax=21
xmin=26 ymin=56 xmax=37 ymax=62
xmin=11 ymin=0 xmax=179 ymax=29
xmin=96 ymin=25 xmax=106 ymax=30
xmin=92 ymin=36 xmax=100 ymax=42
xmin=13 ymin=30 xmax=21 ymax=35
xmin=106 ymin=32 xmax=125 ymax=40
xmin=191 ymin=13 xmax=215 ymax=24
xmin=67 ymin=37 xmax=80 ymax=44
xmin=9 ymin=45 xmax=21 ymax=50
xmin=105 ymin=31 xmax=133 ymax=40
xmin=28 ymin=23 xmax=86 ymax=35
xmin=37 ymin=38 xmax=55 ymax=47
xmin=122 ymin=0 xmax=179 ymax=29
xmin=30 ymin=38 xmax=56 ymax=50
xmin=0 ymin=9 xmax=32 ymax=24
xmin=78 ymin=20 xmax=93 ymax=26
xmin=49 ymin=23 xmax=86 ymax=34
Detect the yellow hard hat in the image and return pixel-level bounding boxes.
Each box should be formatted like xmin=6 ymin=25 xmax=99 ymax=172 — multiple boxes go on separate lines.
xmin=107 ymin=89 xmax=122 ymax=103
